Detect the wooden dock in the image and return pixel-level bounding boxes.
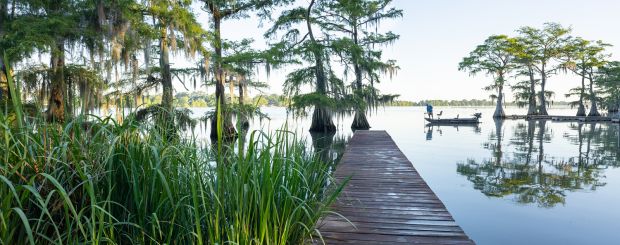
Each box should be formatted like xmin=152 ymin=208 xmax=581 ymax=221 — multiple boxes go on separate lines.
xmin=316 ymin=131 xmax=474 ymax=245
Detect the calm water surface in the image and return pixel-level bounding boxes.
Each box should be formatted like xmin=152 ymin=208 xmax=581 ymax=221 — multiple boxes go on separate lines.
xmin=189 ymin=106 xmax=620 ymax=245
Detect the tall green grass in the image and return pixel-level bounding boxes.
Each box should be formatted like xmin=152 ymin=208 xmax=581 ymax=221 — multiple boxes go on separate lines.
xmin=0 ymin=112 xmax=345 ymax=244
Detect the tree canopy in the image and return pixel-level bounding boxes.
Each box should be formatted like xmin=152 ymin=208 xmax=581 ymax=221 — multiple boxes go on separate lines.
xmin=459 ymin=35 xmax=518 ymax=118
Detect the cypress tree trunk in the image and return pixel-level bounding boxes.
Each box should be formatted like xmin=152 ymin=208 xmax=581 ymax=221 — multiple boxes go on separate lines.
xmin=527 ymin=68 xmax=537 ymax=115
xmin=228 ymin=72 xmax=235 ymax=103
xmin=159 ymin=29 xmax=176 ymax=135
xmin=576 ymin=70 xmax=586 ymax=116
xmin=0 ymin=54 xmax=8 ymax=103
xmin=587 ymin=73 xmax=600 ymax=117
xmin=350 ymin=21 xmax=370 ymax=130
xmin=307 ymin=0 xmax=336 ymax=133
xmin=238 ymin=80 xmax=244 ymax=104
xmin=47 ymin=39 xmax=66 ymax=122
xmin=493 ymin=95 xmax=505 ymax=118
xmin=160 ymin=34 xmax=173 ymax=111
xmin=493 ymin=77 xmax=505 ymax=118
xmin=309 ymin=106 xmax=336 ymax=133
xmin=351 ymin=111 xmax=370 ymax=130
xmin=538 ymin=67 xmax=549 ymax=115
xmin=351 ymin=71 xmax=370 ymax=129
xmin=238 ymin=79 xmax=249 ymax=130
xmin=351 ymin=61 xmax=370 ymax=129
xmin=576 ymin=102 xmax=586 ymax=116
xmin=209 ymin=13 xmax=236 ymax=140
xmin=80 ymin=85 xmax=91 ymax=115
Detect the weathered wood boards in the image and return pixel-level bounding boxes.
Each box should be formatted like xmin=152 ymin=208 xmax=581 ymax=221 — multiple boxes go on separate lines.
xmin=315 ymin=130 xmax=474 ymax=245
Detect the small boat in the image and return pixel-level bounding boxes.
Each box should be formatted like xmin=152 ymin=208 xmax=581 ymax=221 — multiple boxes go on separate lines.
xmin=425 ymin=113 xmax=481 ymax=125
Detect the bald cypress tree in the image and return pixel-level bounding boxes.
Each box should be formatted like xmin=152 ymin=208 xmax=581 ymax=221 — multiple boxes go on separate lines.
xmin=199 ymin=0 xmax=291 ymax=139
xmin=596 ymin=61 xmax=620 ymax=116
xmin=139 ymin=0 xmax=205 ymax=134
xmin=2 ymin=0 xmax=139 ymax=121
xmin=564 ymin=38 xmax=610 ymax=117
xmin=319 ymin=0 xmax=401 ymax=130
xmin=460 ymin=35 xmax=518 ymax=118
xmin=267 ymin=0 xmax=349 ymax=133
xmin=512 ymin=36 xmax=540 ymax=115
xmin=7 ymin=0 xmax=85 ymax=122
xmin=517 ymin=23 xmax=572 ymax=115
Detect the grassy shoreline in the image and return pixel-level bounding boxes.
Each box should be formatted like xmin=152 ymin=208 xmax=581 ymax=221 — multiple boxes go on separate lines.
xmin=0 ymin=113 xmax=345 ymax=244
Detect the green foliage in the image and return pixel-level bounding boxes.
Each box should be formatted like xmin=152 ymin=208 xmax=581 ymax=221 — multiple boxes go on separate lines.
xmin=562 ymin=38 xmax=611 ymax=111
xmin=459 ymin=35 xmax=518 ymax=90
xmin=4 ymin=55 xmax=22 ymax=128
xmin=564 ymin=38 xmax=610 ymax=74
xmin=199 ymin=0 xmax=294 ymax=137
xmin=512 ymin=79 xmax=538 ymax=108
xmin=291 ymin=92 xmax=337 ymax=110
xmin=144 ymin=0 xmax=207 ymax=57
xmin=517 ymin=23 xmax=573 ymax=68
xmin=252 ymin=94 xmax=290 ymax=107
xmin=140 ymin=92 xmax=292 ymax=108
xmin=0 ymin=114 xmax=344 ymax=244
xmin=596 ymin=61 xmax=620 ymax=112
xmin=132 ymin=104 xmax=198 ymax=132
xmin=318 ymin=0 xmax=402 ymax=110
xmin=461 ymin=23 xmax=619 ymax=116
xmin=414 ymin=99 xmax=499 ymax=107
xmin=267 ymin=0 xmax=346 ymax=132
xmin=14 ymin=64 xmax=106 ymax=114
xmin=460 ymin=34 xmax=519 ymax=117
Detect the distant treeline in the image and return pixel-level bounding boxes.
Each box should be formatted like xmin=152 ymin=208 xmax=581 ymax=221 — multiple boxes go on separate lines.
xmin=389 ymin=99 xmax=570 ymax=107
xmin=140 ymin=93 xmax=571 ymax=108
xmin=389 ymin=99 xmax=495 ymax=106
xmin=140 ymin=92 xmax=291 ymax=107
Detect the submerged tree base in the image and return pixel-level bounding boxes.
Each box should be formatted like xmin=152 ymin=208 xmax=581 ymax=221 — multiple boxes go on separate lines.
xmin=238 ymin=115 xmax=250 ymax=131
xmin=588 ymin=103 xmax=601 ymax=117
xmin=209 ymin=117 xmax=238 ymax=140
xmin=309 ymin=106 xmax=337 ymax=133
xmin=538 ymin=105 xmax=549 ymax=116
xmin=493 ymin=104 xmax=506 ymax=119
xmin=351 ymin=111 xmax=371 ymax=130
xmin=576 ymin=104 xmax=586 ymax=116
xmin=527 ymin=100 xmax=538 ymax=116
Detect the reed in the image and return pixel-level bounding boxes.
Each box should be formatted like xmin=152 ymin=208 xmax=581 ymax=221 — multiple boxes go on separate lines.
xmin=0 ymin=110 xmax=345 ymax=244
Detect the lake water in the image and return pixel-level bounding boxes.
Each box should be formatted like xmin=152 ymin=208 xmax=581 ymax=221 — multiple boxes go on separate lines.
xmin=189 ymin=106 xmax=620 ymax=245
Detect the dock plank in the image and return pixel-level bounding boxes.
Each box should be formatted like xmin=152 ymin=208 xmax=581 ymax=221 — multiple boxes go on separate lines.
xmin=315 ymin=130 xmax=474 ymax=244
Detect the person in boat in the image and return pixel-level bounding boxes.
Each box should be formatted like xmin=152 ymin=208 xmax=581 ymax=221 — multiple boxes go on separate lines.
xmin=426 ymin=103 xmax=433 ymax=119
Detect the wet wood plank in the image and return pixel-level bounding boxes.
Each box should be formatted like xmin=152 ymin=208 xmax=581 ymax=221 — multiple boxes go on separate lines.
xmin=315 ymin=130 xmax=474 ymax=244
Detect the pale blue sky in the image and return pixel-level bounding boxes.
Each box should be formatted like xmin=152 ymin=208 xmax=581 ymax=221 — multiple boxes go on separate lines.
xmin=187 ymin=0 xmax=620 ymax=101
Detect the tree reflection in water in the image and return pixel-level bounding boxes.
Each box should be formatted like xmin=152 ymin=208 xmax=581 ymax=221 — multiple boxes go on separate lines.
xmin=457 ymin=120 xmax=619 ymax=208
xmin=310 ymin=131 xmax=349 ymax=166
